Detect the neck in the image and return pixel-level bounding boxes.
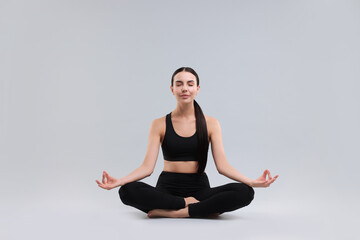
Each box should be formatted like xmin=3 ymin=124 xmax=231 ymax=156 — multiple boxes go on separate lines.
xmin=173 ymin=101 xmax=195 ymax=119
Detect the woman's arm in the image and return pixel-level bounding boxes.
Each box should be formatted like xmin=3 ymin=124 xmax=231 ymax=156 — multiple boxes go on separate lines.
xmin=96 ymin=118 xmax=162 ymax=190
xmin=209 ymin=117 xmax=278 ymax=187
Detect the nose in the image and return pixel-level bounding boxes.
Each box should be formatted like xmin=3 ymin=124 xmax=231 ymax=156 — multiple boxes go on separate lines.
xmin=182 ymin=85 xmax=188 ymax=92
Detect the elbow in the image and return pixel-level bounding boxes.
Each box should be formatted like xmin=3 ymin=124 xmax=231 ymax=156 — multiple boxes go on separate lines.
xmin=217 ymin=166 xmax=225 ymax=175
xmin=141 ymin=164 xmax=154 ymax=177
xmin=217 ymin=163 xmax=231 ymax=175
xmin=147 ymin=169 xmax=154 ymax=177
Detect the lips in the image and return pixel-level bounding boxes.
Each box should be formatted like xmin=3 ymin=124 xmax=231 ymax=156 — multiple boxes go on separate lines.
xmin=181 ymin=95 xmax=189 ymax=97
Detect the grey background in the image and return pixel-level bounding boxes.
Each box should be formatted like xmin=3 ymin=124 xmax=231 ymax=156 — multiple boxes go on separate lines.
xmin=1 ymin=0 xmax=359 ymax=239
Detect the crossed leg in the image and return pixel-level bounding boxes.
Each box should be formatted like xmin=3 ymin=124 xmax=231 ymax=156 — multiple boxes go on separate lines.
xmin=147 ymin=183 xmax=254 ymax=218
xmin=188 ymin=182 xmax=255 ymax=217
xmin=147 ymin=197 xmax=199 ymax=218
xmin=118 ymin=181 xmax=186 ymax=213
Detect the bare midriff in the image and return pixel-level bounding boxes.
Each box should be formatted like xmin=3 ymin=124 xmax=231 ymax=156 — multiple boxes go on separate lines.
xmin=163 ymin=160 xmax=199 ymax=173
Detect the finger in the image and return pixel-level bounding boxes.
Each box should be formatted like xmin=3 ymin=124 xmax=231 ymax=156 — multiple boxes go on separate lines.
xmin=273 ymin=175 xmax=279 ymax=182
xmin=269 ymin=176 xmax=278 ymax=185
xmin=263 ymin=170 xmax=268 ymax=181
xmin=268 ymin=171 xmax=272 ymax=179
xmin=104 ymin=171 xmax=110 ymax=179
xmin=104 ymin=174 xmax=108 ymax=184
xmin=270 ymin=175 xmax=278 ymax=182
xmin=102 ymin=172 xmax=106 ymax=184
xmin=96 ymin=180 xmax=106 ymax=188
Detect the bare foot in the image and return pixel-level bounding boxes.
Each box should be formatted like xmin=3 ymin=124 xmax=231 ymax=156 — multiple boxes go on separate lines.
xmin=184 ymin=197 xmax=199 ymax=207
xmin=148 ymin=207 xmax=190 ymax=218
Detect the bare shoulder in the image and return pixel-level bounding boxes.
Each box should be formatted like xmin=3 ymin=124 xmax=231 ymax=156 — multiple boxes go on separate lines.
xmin=151 ymin=115 xmax=166 ymax=126
xmin=204 ymin=114 xmax=220 ymax=127
xmin=204 ymin=115 xmax=220 ymax=141
xmin=151 ymin=115 xmax=167 ymax=143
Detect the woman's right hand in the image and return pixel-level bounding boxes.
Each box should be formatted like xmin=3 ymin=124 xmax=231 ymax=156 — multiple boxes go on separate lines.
xmin=250 ymin=169 xmax=278 ymax=188
xmin=96 ymin=171 xmax=123 ymax=190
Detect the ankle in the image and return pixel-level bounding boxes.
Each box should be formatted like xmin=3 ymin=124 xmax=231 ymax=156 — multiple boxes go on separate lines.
xmin=175 ymin=207 xmax=190 ymax=218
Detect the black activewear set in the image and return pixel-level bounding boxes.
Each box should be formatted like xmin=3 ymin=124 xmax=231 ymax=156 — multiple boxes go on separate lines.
xmin=118 ymin=112 xmax=254 ymax=217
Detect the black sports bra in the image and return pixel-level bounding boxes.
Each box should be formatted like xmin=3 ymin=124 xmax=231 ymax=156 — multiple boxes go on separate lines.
xmin=161 ymin=112 xmax=198 ymax=162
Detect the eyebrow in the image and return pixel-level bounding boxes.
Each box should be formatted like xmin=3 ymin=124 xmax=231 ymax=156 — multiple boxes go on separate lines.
xmin=175 ymin=80 xmax=195 ymax=83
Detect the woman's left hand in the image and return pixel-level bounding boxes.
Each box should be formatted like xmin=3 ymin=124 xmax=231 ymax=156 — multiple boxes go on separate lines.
xmin=251 ymin=169 xmax=279 ymax=188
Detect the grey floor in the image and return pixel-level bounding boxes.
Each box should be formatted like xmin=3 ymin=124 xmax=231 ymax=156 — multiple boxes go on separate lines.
xmin=2 ymin=188 xmax=358 ymax=240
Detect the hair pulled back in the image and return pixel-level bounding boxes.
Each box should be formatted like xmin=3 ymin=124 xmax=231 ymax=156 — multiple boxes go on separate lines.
xmin=171 ymin=67 xmax=209 ymax=174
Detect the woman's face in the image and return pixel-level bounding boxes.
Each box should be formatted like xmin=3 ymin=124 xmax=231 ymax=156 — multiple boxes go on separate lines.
xmin=171 ymin=71 xmax=200 ymax=103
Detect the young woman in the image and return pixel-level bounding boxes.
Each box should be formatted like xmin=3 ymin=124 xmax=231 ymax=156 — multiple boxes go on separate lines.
xmin=96 ymin=67 xmax=279 ymax=218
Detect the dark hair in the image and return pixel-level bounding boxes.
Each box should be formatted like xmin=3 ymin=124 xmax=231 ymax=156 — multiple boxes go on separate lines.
xmin=171 ymin=67 xmax=209 ymax=174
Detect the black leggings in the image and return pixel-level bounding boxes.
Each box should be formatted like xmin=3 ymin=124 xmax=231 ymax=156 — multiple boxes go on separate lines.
xmin=118 ymin=171 xmax=255 ymax=217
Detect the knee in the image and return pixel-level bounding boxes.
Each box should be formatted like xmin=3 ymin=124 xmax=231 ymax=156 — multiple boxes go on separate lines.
xmin=118 ymin=181 xmax=138 ymax=205
xmin=245 ymin=185 xmax=255 ymax=205
xmin=232 ymin=183 xmax=255 ymax=206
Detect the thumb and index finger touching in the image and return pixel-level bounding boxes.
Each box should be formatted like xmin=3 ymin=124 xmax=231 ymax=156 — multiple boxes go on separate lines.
xmin=95 ymin=170 xmax=109 ymax=186
xmin=261 ymin=169 xmax=280 ymax=186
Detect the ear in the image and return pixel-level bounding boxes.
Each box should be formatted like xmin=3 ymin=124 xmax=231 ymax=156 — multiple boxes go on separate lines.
xmin=170 ymin=85 xmax=174 ymax=95
xmin=196 ymin=85 xmax=200 ymax=95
